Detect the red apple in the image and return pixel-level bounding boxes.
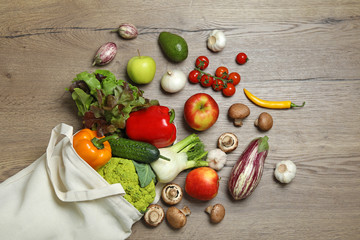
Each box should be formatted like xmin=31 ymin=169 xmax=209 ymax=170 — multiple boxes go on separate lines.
xmin=185 ymin=167 xmax=219 ymax=201
xmin=183 ymin=93 xmax=219 ymax=131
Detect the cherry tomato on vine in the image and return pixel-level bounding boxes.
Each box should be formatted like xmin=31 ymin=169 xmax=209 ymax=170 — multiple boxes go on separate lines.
xmin=222 ymin=83 xmax=236 ymax=96
xmin=215 ymin=66 xmax=229 ymax=79
xmin=236 ymin=52 xmax=248 ymax=65
xmin=228 ymin=72 xmax=241 ymax=86
xmin=195 ymin=56 xmax=209 ymax=70
xmin=212 ymin=79 xmax=224 ymax=91
xmin=188 ymin=70 xmax=201 ymax=83
xmin=200 ymin=74 xmax=214 ymax=87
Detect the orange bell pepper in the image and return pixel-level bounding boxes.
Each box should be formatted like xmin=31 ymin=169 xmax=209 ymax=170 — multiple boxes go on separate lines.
xmin=73 ymin=128 xmax=117 ymax=170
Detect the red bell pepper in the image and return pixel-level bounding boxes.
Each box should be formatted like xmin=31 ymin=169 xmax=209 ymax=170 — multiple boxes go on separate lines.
xmin=125 ymin=105 xmax=177 ymax=148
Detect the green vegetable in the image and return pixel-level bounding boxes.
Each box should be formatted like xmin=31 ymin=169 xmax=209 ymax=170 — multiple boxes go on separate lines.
xmin=71 ymin=88 xmax=94 ymax=116
xmin=158 ymin=32 xmax=188 ymax=63
xmin=150 ymin=134 xmax=209 ymax=183
xmin=109 ymin=137 xmax=167 ymax=164
xmin=68 ymin=70 xmax=159 ymax=136
xmin=97 ymin=157 xmax=156 ymax=213
xmin=132 ymin=161 xmax=156 ymax=188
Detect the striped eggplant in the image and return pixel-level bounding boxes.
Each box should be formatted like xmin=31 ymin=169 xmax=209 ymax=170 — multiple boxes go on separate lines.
xmin=228 ymin=136 xmax=269 ymax=200
xmin=92 ymin=42 xmax=117 ymax=66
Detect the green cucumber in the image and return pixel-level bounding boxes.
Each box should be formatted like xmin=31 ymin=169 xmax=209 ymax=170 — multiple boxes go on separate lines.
xmin=109 ymin=137 xmax=168 ymax=164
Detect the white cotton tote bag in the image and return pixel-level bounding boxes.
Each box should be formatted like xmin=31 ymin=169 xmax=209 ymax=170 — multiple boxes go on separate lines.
xmin=0 ymin=123 xmax=143 ymax=240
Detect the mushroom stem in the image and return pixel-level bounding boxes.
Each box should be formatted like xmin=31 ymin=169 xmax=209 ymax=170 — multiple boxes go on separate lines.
xmin=168 ymin=188 xmax=177 ymax=198
xmin=149 ymin=211 xmax=160 ymax=224
xmin=180 ymin=206 xmax=191 ymax=216
xmin=234 ymin=119 xmax=243 ymax=126
xmin=222 ymin=135 xmax=234 ymax=147
xmin=205 ymin=205 xmax=213 ymax=214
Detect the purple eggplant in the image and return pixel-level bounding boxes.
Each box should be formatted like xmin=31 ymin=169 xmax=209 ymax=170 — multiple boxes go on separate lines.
xmin=92 ymin=42 xmax=117 ymax=66
xmin=112 ymin=23 xmax=138 ymax=39
xmin=228 ymin=136 xmax=269 ymax=200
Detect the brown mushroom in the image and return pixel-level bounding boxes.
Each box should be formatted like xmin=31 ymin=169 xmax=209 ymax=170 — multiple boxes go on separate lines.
xmin=254 ymin=112 xmax=273 ymax=131
xmin=161 ymin=183 xmax=183 ymax=205
xmin=217 ymin=132 xmax=238 ymax=153
xmin=143 ymin=204 xmax=165 ymax=227
xmin=166 ymin=206 xmax=191 ymax=229
xmin=228 ymin=103 xmax=250 ymax=127
xmin=205 ymin=203 xmax=225 ymax=223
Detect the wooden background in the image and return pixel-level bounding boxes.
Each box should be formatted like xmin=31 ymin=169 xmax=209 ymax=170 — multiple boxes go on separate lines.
xmin=1 ymin=0 xmax=359 ymax=239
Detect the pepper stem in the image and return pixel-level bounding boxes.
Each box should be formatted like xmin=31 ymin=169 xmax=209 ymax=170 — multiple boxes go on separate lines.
xmin=169 ymin=109 xmax=175 ymax=124
xmin=91 ymin=135 xmax=119 ymax=150
xmin=290 ymin=102 xmax=306 ymax=108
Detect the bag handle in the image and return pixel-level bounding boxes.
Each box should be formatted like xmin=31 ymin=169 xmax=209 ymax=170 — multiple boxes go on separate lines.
xmin=46 ymin=123 xmax=125 ymax=202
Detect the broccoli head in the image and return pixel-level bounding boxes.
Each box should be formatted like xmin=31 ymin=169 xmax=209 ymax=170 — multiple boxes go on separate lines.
xmin=97 ymin=157 xmax=155 ymax=213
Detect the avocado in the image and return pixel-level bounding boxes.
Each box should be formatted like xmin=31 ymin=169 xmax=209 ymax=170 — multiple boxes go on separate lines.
xmin=158 ymin=32 xmax=188 ymax=63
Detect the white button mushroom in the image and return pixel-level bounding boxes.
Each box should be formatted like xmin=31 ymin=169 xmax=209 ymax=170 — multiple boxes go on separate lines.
xmin=217 ymin=132 xmax=238 ymax=153
xmin=143 ymin=204 xmax=165 ymax=227
xmin=161 ymin=183 xmax=183 ymax=205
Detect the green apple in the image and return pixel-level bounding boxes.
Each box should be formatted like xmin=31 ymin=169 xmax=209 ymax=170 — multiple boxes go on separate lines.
xmin=127 ymin=54 xmax=156 ymax=84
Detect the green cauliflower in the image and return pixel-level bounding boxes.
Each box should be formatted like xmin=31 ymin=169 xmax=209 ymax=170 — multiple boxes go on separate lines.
xmin=97 ymin=157 xmax=155 ymax=213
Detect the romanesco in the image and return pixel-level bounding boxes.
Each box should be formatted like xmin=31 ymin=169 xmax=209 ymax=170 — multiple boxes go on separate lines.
xmin=97 ymin=157 xmax=155 ymax=213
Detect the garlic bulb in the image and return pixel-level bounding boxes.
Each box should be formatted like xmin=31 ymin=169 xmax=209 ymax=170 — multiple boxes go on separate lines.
xmin=274 ymin=160 xmax=297 ymax=184
xmin=206 ymin=149 xmax=227 ymax=171
xmin=207 ymin=30 xmax=226 ymax=52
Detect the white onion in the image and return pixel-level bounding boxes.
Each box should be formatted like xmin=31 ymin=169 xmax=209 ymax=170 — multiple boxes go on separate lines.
xmin=160 ymin=70 xmax=187 ymax=93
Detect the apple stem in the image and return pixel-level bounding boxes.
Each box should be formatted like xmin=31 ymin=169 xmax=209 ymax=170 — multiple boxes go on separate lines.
xmin=137 ymin=49 xmax=141 ymax=57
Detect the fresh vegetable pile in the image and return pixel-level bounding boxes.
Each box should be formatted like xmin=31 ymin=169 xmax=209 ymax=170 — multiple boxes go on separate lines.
xmin=69 ymin=70 xmax=209 ymax=213
xmin=68 ymin=70 xmax=158 ymax=136
xmin=67 ymin=24 xmax=305 ymax=230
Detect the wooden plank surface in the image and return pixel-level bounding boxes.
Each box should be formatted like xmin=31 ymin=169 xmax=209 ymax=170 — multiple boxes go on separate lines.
xmin=1 ymin=0 xmax=359 ymax=239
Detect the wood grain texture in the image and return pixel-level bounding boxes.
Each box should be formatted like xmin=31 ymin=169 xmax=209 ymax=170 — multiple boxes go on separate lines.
xmin=1 ymin=0 xmax=359 ymax=239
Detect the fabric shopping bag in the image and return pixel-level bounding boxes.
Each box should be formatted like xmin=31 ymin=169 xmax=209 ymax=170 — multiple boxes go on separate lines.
xmin=0 ymin=123 xmax=144 ymax=240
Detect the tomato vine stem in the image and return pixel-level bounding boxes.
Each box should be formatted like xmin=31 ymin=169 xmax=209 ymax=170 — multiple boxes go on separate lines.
xmin=194 ymin=67 xmax=233 ymax=88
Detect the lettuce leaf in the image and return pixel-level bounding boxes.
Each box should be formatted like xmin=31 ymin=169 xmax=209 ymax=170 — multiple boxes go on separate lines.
xmin=71 ymin=88 xmax=94 ymax=116
xmin=73 ymin=71 xmax=101 ymax=96
xmin=68 ymin=70 xmax=159 ymax=136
